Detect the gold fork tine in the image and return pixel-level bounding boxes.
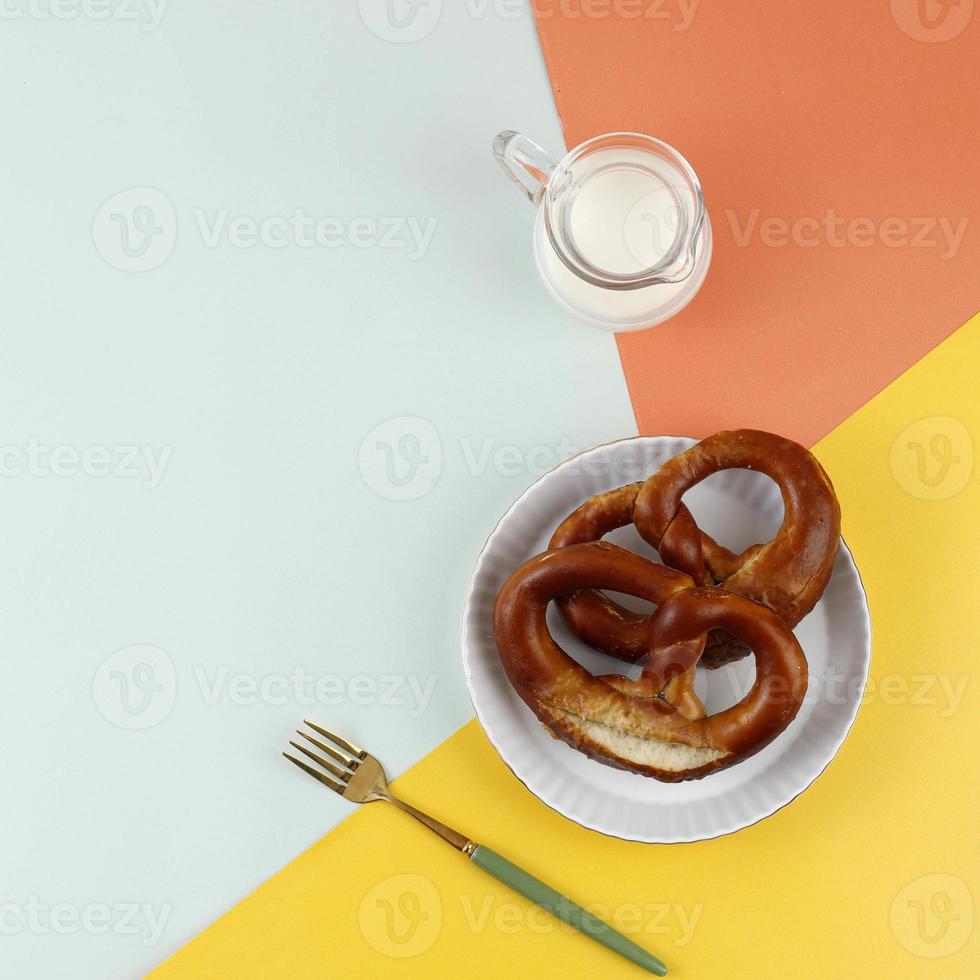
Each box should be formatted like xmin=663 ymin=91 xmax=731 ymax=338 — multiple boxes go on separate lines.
xmin=298 ymin=730 xmax=359 ymax=770
xmin=287 ymin=740 xmax=352 ymax=783
xmin=282 ymin=753 xmax=347 ymax=794
xmin=303 ymin=719 xmax=364 ymax=759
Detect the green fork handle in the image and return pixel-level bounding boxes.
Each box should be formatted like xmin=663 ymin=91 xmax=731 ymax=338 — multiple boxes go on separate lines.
xmin=468 ymin=845 xmax=668 ymax=976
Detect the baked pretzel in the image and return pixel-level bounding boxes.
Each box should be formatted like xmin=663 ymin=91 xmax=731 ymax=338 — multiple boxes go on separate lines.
xmin=550 ymin=430 xmax=840 ymax=668
xmin=549 ymin=483 xmax=756 ymax=666
xmin=493 ymin=542 xmax=808 ymax=781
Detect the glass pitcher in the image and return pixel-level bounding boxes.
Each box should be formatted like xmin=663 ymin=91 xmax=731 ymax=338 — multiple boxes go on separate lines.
xmin=493 ymin=130 xmax=712 ymax=332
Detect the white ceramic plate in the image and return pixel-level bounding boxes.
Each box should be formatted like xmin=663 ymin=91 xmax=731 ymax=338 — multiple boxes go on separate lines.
xmin=461 ymin=436 xmax=871 ymax=843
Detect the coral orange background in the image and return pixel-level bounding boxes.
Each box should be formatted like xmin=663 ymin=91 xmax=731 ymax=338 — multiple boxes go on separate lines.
xmin=533 ymin=0 xmax=978 ymax=444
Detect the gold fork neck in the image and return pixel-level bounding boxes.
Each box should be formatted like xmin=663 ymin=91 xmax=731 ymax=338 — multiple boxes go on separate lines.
xmin=383 ymin=793 xmax=474 ymax=852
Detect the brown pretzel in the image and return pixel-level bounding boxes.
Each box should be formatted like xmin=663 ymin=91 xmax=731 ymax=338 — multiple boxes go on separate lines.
xmin=493 ymin=542 xmax=808 ymax=781
xmin=550 ymin=430 xmax=840 ymax=668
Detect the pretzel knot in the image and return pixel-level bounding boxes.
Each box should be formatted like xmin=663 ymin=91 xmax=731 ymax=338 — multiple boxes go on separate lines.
xmin=550 ymin=430 xmax=841 ymax=668
xmin=493 ymin=542 xmax=808 ymax=782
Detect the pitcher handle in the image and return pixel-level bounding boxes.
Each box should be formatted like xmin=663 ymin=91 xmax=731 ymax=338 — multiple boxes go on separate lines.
xmin=493 ymin=131 xmax=557 ymax=206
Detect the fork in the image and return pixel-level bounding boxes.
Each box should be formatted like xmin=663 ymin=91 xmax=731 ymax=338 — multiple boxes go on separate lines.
xmin=284 ymin=721 xmax=668 ymax=976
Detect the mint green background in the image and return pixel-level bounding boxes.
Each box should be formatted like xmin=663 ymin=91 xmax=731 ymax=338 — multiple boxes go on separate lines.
xmin=0 ymin=3 xmax=635 ymax=978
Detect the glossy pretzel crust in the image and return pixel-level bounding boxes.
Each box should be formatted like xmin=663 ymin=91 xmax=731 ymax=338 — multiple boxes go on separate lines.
xmin=493 ymin=542 xmax=809 ymax=782
xmin=549 ymin=430 xmax=840 ymax=668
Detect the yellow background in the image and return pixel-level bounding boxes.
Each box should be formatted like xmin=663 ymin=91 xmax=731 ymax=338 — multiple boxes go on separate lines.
xmin=151 ymin=316 xmax=980 ymax=979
